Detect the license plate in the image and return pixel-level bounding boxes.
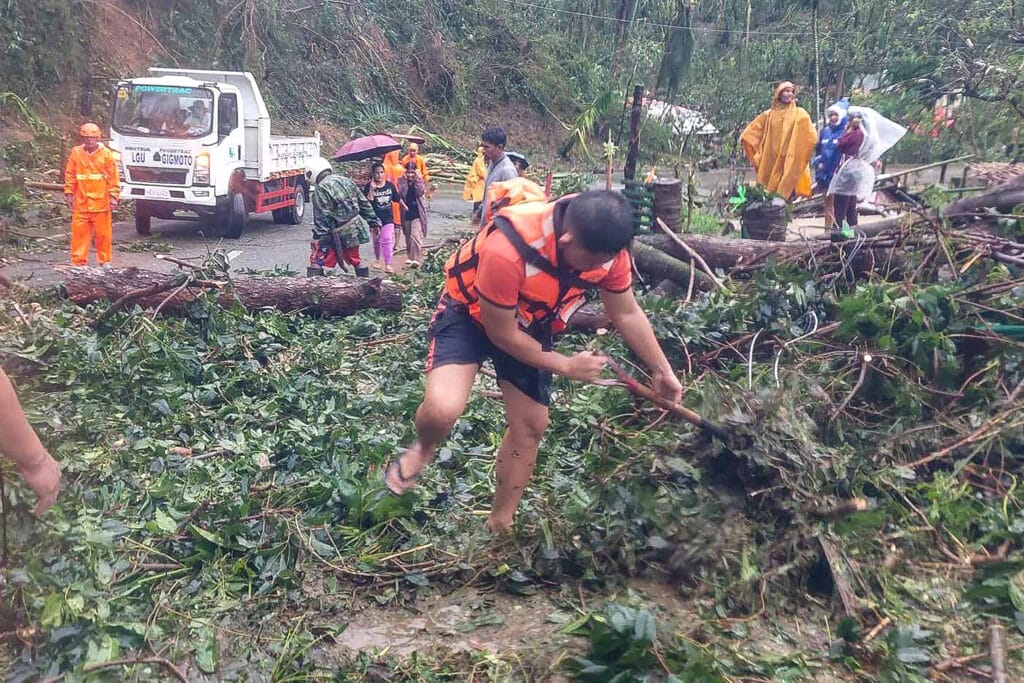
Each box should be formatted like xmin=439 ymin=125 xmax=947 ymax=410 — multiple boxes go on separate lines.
xmin=147 ymin=188 xmax=171 ymax=199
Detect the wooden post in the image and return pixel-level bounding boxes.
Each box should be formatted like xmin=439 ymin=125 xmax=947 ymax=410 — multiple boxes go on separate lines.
xmin=624 ymin=84 xmax=644 ymax=182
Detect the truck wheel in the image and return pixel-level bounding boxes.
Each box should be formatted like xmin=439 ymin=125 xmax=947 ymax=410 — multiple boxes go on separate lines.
xmin=225 ymin=192 xmax=247 ymax=238
xmin=282 ymin=183 xmax=306 ymax=225
xmin=135 ymin=202 xmax=152 ymax=236
xmin=271 ymin=208 xmax=286 ymax=224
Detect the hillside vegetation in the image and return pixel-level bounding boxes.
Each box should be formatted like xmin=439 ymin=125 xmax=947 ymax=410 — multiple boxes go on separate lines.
xmin=1 ymin=1 xmax=1023 ymax=163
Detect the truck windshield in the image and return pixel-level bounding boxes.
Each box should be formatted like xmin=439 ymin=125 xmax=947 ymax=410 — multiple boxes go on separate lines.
xmin=112 ymin=84 xmax=214 ymax=139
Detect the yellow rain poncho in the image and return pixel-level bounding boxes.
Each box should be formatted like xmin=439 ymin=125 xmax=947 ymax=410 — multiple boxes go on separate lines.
xmin=741 ymin=82 xmax=818 ymax=199
xmin=462 ymin=147 xmax=487 ymax=202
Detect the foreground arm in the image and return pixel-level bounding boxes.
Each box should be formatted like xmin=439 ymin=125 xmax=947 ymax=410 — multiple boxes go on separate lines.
xmin=0 ymin=369 xmax=61 ymax=513
xmin=480 ymin=300 xmax=607 ymax=380
xmin=599 ymin=287 xmax=683 ymax=404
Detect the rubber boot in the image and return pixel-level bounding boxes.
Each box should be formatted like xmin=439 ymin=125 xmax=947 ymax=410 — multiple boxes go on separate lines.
xmin=307 ymin=266 xmax=325 ymax=277
xmin=355 ymin=266 xmax=370 ymax=277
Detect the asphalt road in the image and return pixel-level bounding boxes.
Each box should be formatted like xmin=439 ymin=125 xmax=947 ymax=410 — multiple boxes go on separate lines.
xmin=3 ymin=186 xmax=473 ymax=286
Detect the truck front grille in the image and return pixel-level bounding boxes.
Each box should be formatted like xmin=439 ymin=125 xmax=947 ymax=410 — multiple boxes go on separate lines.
xmin=128 ymin=167 xmax=188 ymax=185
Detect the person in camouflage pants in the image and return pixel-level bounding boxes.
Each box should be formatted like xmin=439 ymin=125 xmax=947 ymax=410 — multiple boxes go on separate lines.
xmin=309 ymin=173 xmax=381 ymax=277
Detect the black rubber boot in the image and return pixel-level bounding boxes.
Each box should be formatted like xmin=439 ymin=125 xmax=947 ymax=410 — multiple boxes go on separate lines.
xmin=355 ymin=266 xmax=370 ymax=277
xmin=306 ymin=266 xmax=325 ymax=277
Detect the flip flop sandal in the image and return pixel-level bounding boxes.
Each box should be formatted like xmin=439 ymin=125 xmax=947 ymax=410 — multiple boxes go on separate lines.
xmin=383 ymin=448 xmax=421 ymax=496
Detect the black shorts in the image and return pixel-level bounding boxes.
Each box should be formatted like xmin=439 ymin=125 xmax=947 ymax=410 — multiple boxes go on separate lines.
xmin=425 ymin=298 xmax=552 ymax=406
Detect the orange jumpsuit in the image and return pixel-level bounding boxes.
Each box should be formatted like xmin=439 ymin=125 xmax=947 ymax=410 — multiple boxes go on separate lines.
xmin=399 ymin=153 xmax=430 ymax=184
xmin=64 ymin=144 xmax=120 ymax=265
xmin=382 ymin=150 xmax=404 ymax=225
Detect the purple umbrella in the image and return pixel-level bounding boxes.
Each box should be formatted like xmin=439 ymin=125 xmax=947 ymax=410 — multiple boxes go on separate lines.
xmin=331 ymin=134 xmax=402 ymax=162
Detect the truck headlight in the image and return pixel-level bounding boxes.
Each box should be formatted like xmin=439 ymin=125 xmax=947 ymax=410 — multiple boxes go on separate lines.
xmin=194 ymin=152 xmax=210 ymax=186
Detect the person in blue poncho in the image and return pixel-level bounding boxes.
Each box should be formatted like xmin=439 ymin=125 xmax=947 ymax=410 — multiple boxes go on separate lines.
xmin=814 ymin=99 xmax=849 ymax=226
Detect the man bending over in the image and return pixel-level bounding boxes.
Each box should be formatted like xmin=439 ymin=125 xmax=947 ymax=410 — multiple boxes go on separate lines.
xmin=385 ymin=182 xmax=682 ymax=533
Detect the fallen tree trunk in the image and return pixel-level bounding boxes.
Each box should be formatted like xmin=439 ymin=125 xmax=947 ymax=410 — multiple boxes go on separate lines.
xmin=636 ymin=233 xmax=904 ymax=277
xmin=942 ymin=173 xmax=1024 ymax=221
xmin=631 ymin=240 xmax=709 ymax=290
xmin=637 ymin=233 xmax=803 ymax=271
xmin=57 ymin=266 xmax=402 ymax=317
xmin=568 ymin=302 xmax=610 ymax=331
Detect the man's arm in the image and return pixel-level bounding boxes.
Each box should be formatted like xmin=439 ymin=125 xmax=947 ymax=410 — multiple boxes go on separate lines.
xmin=599 ymin=287 xmax=683 ymax=404
xmin=479 ymin=301 xmax=607 ymax=381
xmin=64 ymin=151 xmax=77 ymax=210
xmin=0 ymin=369 xmax=61 ymax=514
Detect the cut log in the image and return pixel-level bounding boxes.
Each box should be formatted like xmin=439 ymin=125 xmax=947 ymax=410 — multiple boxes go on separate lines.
xmin=637 ymin=232 xmax=903 ymax=277
xmin=57 ymin=266 xmax=402 ymax=317
xmin=943 ymin=173 xmax=1024 ymax=221
xmin=631 ymin=240 xmax=710 ymax=289
xmin=568 ymin=302 xmax=610 ymax=331
xmin=637 ymin=233 xmax=802 ymax=271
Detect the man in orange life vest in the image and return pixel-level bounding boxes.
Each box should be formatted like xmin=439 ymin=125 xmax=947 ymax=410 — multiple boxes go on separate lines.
xmin=385 ymin=180 xmax=683 ymax=533
xmin=64 ymin=122 xmax=121 ymax=266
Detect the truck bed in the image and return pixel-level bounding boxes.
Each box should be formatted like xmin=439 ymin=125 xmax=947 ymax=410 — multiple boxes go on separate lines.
xmin=259 ymin=135 xmax=322 ymax=180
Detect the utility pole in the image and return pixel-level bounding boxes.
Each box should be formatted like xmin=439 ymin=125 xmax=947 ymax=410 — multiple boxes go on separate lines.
xmin=813 ymin=0 xmax=822 ymax=124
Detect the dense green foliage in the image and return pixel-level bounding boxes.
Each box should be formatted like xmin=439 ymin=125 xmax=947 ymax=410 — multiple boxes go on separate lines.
xmin=1 ymin=225 xmax=1024 ymax=677
xmin=3 ymin=1 xmax=1023 ymax=162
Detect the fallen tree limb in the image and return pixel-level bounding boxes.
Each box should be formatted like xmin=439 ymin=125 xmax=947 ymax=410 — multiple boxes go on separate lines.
xmin=943 ymin=173 xmax=1024 ymax=221
xmin=58 ymin=266 xmax=403 ymax=317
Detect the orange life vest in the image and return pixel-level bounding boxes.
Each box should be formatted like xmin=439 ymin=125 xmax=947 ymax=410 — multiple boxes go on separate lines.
xmin=444 ymin=189 xmax=617 ymax=333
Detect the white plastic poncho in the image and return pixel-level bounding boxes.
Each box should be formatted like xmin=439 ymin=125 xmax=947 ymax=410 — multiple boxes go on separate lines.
xmin=828 ymin=106 xmax=907 ymax=201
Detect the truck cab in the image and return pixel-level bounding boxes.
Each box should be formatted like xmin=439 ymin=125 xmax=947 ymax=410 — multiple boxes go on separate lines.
xmin=109 ymin=69 xmax=332 ymax=237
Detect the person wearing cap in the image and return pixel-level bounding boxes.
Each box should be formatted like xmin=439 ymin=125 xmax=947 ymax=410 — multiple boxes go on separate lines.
xmin=507 ymin=152 xmax=529 ymax=177
xmin=64 ymin=122 xmax=120 ymax=266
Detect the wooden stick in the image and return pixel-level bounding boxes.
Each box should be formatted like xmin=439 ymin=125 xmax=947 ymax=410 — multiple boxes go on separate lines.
xmin=654 ymin=217 xmax=726 ymax=291
xmin=990 ymin=617 xmax=1007 ymax=683
xmin=155 ymin=253 xmax=204 ymax=270
xmin=40 ymin=656 xmax=189 ymax=683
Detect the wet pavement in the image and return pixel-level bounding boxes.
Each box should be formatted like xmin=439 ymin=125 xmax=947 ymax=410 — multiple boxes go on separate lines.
xmin=1 ymin=185 xmax=474 ymax=286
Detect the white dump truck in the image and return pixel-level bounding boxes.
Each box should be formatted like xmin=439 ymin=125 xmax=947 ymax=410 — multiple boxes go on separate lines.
xmin=108 ymin=68 xmax=333 ymax=237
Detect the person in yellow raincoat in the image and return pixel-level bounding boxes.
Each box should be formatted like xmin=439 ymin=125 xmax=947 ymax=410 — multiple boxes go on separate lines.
xmin=741 ymin=82 xmax=817 ymax=200
xmin=462 ymin=146 xmax=487 ymax=225
xmin=64 ymin=122 xmax=121 ymax=266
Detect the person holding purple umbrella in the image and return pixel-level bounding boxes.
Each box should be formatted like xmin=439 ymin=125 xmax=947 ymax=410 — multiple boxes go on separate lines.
xmin=363 ymin=162 xmax=400 ymax=273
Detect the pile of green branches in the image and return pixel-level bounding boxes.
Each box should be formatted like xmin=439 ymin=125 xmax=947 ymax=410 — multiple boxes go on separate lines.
xmin=0 ymin=216 xmax=1023 ymax=678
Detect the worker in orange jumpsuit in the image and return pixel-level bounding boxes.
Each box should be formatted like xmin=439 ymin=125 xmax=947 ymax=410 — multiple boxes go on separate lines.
xmin=400 ymin=142 xmax=431 ymax=186
xmin=64 ymin=122 xmax=120 ymax=266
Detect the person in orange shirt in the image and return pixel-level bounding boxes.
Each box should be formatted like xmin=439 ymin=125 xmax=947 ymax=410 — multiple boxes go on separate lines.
xmin=384 ymin=181 xmax=682 ymax=533
xmin=64 ymin=122 xmax=120 ymax=266
xmin=400 ymin=142 xmax=430 ymax=185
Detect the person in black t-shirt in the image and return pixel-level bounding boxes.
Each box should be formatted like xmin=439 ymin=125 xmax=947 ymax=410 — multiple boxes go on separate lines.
xmin=363 ymin=162 xmax=401 ymax=273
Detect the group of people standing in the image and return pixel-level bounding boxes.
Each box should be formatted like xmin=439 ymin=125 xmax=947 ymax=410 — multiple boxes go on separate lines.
xmin=310 ymin=125 xmax=532 ymax=277
xmin=740 ymin=81 xmax=906 ymax=231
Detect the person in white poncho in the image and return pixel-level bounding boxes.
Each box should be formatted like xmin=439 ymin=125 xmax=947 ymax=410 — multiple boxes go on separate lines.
xmin=828 ymin=105 xmax=907 ymax=230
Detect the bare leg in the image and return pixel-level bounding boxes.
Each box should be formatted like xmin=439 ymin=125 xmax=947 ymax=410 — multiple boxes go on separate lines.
xmin=486 ymin=380 xmax=549 ymax=533
xmin=823 ymin=193 xmax=835 ymax=228
xmin=386 ymin=363 xmax=479 ymax=493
